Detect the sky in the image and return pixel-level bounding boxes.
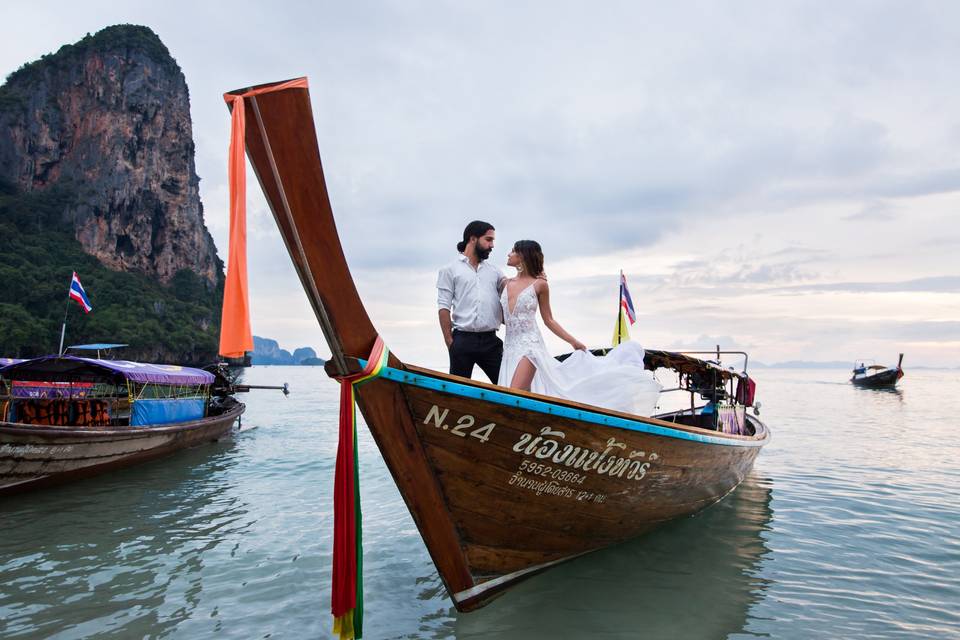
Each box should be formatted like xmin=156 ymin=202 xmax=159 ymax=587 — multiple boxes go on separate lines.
xmin=2 ymin=1 xmax=959 ymax=368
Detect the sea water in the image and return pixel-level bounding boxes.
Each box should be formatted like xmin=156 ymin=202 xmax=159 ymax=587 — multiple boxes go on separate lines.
xmin=1 ymin=366 xmax=958 ymax=639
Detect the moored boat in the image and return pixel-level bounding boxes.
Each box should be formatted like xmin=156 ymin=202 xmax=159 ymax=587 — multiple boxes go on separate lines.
xmin=0 ymin=354 xmax=244 ymax=495
xmin=222 ymin=77 xmax=771 ymax=614
xmin=851 ymin=354 xmax=904 ymax=388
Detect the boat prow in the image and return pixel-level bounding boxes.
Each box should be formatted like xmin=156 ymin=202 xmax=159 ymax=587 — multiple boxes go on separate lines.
xmin=226 ymin=77 xmax=771 ymax=611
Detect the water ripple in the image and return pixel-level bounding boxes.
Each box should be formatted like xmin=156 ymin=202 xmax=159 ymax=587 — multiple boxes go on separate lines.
xmin=1 ymin=367 xmax=958 ymax=638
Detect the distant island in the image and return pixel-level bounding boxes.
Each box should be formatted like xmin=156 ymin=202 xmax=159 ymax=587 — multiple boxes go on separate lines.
xmin=251 ymin=336 xmax=325 ymax=366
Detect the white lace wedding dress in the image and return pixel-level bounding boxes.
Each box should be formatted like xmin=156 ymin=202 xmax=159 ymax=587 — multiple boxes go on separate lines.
xmin=497 ymin=282 xmax=662 ymax=416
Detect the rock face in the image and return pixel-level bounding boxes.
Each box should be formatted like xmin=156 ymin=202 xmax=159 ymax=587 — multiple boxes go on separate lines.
xmin=251 ymin=336 xmax=322 ymax=365
xmin=292 ymin=347 xmax=317 ymax=362
xmin=0 ymin=25 xmax=220 ymax=287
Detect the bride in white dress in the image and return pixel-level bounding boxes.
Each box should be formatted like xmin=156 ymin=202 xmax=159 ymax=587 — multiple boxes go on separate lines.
xmin=497 ymin=240 xmax=662 ymax=417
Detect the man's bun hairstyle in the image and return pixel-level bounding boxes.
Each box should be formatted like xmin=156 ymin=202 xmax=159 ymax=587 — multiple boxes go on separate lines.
xmin=457 ymin=220 xmax=495 ymax=252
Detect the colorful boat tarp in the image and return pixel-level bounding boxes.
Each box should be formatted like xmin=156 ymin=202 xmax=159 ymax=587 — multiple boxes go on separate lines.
xmin=0 ymin=355 xmax=214 ymax=386
xmin=10 ymin=380 xmax=95 ymax=399
xmin=131 ymin=398 xmax=206 ymax=426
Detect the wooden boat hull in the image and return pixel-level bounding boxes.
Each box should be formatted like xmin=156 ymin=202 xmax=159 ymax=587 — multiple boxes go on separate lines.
xmin=851 ymin=368 xmax=903 ymax=388
xmin=354 ymin=365 xmax=767 ymax=610
xmin=0 ymin=403 xmax=244 ymax=496
xmin=225 ymin=78 xmax=770 ymax=611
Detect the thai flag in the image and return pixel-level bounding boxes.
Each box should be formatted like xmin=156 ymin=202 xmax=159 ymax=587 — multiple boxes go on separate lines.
xmin=620 ymin=272 xmax=636 ymax=325
xmin=69 ymin=272 xmax=92 ymax=313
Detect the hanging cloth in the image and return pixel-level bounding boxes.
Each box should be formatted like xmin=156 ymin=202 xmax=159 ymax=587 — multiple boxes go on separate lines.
xmin=219 ymin=78 xmax=310 ymax=358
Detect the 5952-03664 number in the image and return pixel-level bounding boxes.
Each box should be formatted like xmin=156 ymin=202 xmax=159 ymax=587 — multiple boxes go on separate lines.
xmin=518 ymin=459 xmax=586 ymax=484
xmin=422 ymin=405 xmax=495 ymax=443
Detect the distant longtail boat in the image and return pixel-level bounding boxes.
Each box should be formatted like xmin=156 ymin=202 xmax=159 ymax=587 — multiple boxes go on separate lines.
xmin=0 ymin=353 xmax=245 ymax=495
xmin=851 ymin=353 xmax=905 ymax=388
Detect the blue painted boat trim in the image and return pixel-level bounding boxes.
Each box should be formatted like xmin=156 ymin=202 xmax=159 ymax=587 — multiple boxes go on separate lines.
xmin=357 ymin=361 xmax=767 ymax=448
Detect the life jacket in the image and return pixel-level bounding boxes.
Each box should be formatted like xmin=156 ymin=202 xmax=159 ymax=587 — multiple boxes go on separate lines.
xmin=20 ymin=400 xmax=52 ymax=425
xmin=72 ymin=400 xmax=92 ymax=426
xmin=51 ymin=400 xmax=70 ymax=426
xmin=91 ymin=400 xmax=110 ymax=426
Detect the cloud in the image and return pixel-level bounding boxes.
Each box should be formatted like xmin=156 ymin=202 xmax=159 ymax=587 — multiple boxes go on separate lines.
xmin=3 ymin=2 xmax=960 ymax=365
xmin=775 ymin=276 xmax=960 ymax=294
xmin=844 ymin=201 xmax=898 ymax=222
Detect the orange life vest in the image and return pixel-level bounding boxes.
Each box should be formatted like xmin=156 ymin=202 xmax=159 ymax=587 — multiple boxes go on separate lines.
xmin=91 ymin=400 xmax=110 ymax=426
xmin=51 ymin=400 xmax=70 ymax=426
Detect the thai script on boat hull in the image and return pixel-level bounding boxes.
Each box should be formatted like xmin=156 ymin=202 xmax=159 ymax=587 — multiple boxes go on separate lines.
xmin=513 ymin=427 xmax=659 ymax=482
xmin=0 ymin=444 xmax=75 ymax=455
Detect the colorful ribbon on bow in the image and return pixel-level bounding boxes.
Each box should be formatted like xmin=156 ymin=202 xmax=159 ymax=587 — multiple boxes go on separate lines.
xmin=332 ymin=336 xmax=389 ymax=640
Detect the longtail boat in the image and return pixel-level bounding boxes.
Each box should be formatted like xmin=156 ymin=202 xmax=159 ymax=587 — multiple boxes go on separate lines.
xmin=222 ymin=78 xmax=771 ymax=615
xmin=0 ymin=354 xmax=245 ymax=495
xmin=851 ymin=354 xmax=905 ymax=388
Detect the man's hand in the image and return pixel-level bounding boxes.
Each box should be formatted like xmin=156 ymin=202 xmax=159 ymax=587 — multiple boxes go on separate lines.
xmin=439 ymin=309 xmax=454 ymax=350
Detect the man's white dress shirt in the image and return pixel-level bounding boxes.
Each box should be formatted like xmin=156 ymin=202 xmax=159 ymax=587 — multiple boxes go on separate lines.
xmin=437 ymin=254 xmax=505 ymax=332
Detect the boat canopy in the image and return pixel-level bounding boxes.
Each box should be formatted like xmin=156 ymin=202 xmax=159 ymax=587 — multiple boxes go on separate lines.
xmin=0 ymin=355 xmax=214 ymax=386
xmin=643 ymin=349 xmax=748 ymax=381
xmin=66 ymin=343 xmax=129 ymax=351
xmin=0 ymin=358 xmax=24 ymax=367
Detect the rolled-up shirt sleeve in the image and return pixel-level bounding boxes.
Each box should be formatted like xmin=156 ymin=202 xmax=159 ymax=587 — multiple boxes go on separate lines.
xmin=437 ymin=267 xmax=454 ymax=310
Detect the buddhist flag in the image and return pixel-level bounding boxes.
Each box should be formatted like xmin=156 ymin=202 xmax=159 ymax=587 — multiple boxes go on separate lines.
xmin=612 ymin=308 xmax=631 ymax=346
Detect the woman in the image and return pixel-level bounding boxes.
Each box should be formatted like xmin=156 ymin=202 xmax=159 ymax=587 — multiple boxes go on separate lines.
xmin=498 ymin=240 xmax=662 ymax=416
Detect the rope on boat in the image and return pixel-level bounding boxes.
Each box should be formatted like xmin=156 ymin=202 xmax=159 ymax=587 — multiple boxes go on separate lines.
xmin=330 ymin=336 xmax=389 ymax=640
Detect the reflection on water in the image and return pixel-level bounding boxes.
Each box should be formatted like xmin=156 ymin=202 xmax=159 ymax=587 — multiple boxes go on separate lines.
xmin=0 ymin=440 xmax=252 ymax=639
xmin=853 ymin=385 xmax=904 ymax=400
xmin=2 ymin=366 xmax=960 ymax=638
xmin=453 ymin=475 xmax=773 ymax=639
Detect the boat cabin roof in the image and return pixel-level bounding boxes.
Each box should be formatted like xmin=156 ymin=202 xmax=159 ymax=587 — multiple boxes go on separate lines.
xmin=66 ymin=343 xmax=129 ymax=351
xmin=0 ymin=355 xmax=214 ymax=386
xmin=643 ymin=349 xmax=748 ymax=381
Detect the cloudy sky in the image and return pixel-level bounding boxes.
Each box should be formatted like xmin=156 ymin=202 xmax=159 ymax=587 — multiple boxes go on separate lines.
xmin=3 ymin=2 xmax=959 ymax=368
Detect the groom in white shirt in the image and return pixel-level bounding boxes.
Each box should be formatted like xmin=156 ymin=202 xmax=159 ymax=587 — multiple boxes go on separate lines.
xmin=437 ymin=220 xmax=506 ymax=382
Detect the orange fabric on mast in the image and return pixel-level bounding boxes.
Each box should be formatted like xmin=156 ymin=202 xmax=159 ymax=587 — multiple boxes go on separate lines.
xmin=219 ymin=78 xmax=310 ymax=358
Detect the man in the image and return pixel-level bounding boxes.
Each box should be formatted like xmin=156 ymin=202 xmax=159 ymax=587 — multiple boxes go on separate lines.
xmin=437 ymin=220 xmax=505 ymax=382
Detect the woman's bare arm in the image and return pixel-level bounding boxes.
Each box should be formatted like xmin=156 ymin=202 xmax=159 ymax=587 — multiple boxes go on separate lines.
xmin=536 ymin=280 xmax=586 ymax=350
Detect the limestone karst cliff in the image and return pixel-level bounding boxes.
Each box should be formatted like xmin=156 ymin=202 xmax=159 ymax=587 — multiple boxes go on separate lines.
xmin=0 ymin=24 xmax=220 ymax=287
xmin=0 ymin=25 xmax=225 ymax=363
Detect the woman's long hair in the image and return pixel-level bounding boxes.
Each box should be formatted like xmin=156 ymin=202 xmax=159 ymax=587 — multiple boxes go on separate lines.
xmin=513 ymin=240 xmax=544 ymax=277
xmin=457 ymin=220 xmax=495 ymax=252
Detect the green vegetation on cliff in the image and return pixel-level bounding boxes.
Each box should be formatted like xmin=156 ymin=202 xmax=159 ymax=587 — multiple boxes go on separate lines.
xmin=6 ymin=25 xmax=177 ymax=85
xmin=0 ymin=180 xmax=223 ymax=363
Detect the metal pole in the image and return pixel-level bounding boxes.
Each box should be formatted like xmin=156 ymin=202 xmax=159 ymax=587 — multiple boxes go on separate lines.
xmin=616 ymin=271 xmax=623 ymax=346
xmin=58 ymin=274 xmax=72 ymax=355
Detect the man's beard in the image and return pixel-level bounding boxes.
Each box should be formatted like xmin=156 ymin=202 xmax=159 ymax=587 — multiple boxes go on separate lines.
xmin=476 ymin=245 xmax=492 ymax=261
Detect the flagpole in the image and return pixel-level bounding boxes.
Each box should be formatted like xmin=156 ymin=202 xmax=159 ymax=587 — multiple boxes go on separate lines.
xmin=616 ymin=270 xmax=623 ymax=346
xmin=58 ymin=273 xmax=72 ymax=355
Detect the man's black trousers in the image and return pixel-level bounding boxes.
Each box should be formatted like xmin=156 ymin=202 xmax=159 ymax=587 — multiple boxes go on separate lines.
xmin=448 ymin=330 xmax=502 ymax=384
